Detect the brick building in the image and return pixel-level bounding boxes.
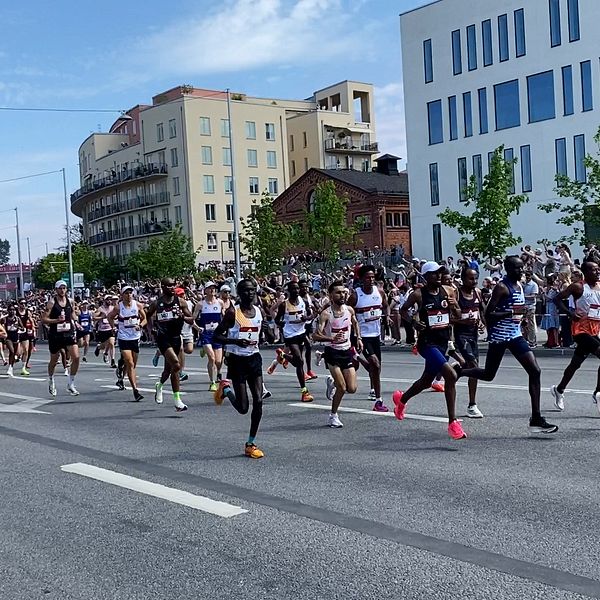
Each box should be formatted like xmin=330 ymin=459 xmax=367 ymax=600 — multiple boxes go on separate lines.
xmin=273 ymin=155 xmax=411 ymax=256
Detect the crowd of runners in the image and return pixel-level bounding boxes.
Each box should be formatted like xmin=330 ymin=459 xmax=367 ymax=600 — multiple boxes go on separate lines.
xmin=3 ymin=244 xmax=600 ymax=457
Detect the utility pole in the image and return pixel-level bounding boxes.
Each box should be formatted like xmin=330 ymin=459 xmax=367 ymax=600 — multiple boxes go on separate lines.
xmin=14 ymin=207 xmax=23 ymax=298
xmin=62 ymin=168 xmax=74 ymax=292
xmin=26 ymin=236 xmax=32 ymax=284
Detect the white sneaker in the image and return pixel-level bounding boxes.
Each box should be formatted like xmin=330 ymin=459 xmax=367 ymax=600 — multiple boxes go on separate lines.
xmin=368 ymin=389 xmax=376 ymax=400
xmin=316 ymin=350 xmax=324 ymax=367
xmin=551 ymin=385 xmax=565 ymax=411
xmin=327 ymin=413 xmax=343 ymax=428
xmin=7 ymin=366 xmax=13 ymax=377
xmin=64 ymin=368 xmax=69 ymax=377
xmin=593 ymin=391 xmax=599 ymax=405
xmin=262 ymin=389 xmax=272 ymax=400
xmin=326 ymin=375 xmax=336 ymax=402
xmin=67 ymin=384 xmax=79 ymax=396
xmin=49 ymin=380 xmax=57 ymax=397
xmin=154 ymin=382 xmax=163 ymax=404
xmin=174 ymin=397 xmax=188 ymax=412
xmin=466 ymin=404 xmax=484 ymax=418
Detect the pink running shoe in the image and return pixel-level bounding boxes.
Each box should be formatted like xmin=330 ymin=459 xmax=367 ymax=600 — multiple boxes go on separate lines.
xmin=448 ymin=419 xmax=467 ymax=440
xmin=392 ymin=390 xmax=406 ymax=420
xmin=372 ymin=400 xmax=389 ymax=413
xmin=431 ymin=381 xmax=445 ymax=393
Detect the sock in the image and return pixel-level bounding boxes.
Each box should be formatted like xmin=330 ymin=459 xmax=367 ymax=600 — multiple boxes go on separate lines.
xmin=376 ymin=397 xmax=382 ymax=402
xmin=69 ymin=375 xmax=76 ymax=385
xmin=157 ymin=382 xmax=163 ymax=390
xmin=301 ymin=387 xmax=308 ymax=393
xmin=247 ymin=436 xmax=255 ymax=445
xmin=48 ymin=375 xmax=54 ymax=382
xmin=173 ymin=391 xmax=181 ymax=401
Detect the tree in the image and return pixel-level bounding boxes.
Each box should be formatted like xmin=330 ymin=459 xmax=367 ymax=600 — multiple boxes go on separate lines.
xmin=240 ymin=191 xmax=293 ymax=275
xmin=0 ymin=239 xmax=9 ymax=265
xmin=538 ymin=126 xmax=600 ymax=245
xmin=438 ymin=146 xmax=528 ymax=259
xmin=32 ymin=252 xmax=69 ymax=289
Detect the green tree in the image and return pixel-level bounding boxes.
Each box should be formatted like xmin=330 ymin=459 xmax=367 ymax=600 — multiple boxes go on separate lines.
xmin=240 ymin=191 xmax=293 ymax=275
xmin=538 ymin=126 xmax=600 ymax=245
xmin=32 ymin=252 xmax=69 ymax=289
xmin=0 ymin=239 xmax=9 ymax=265
xmin=438 ymin=146 xmax=528 ymax=259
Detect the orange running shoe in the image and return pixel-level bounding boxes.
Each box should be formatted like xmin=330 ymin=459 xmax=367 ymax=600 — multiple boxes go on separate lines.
xmin=431 ymin=381 xmax=445 ymax=393
xmin=266 ymin=358 xmax=279 ymax=375
xmin=214 ymin=379 xmax=235 ymax=405
xmin=245 ymin=443 xmax=265 ymax=459
xmin=276 ymin=348 xmax=289 ymax=369
xmin=301 ymin=388 xmax=314 ymax=402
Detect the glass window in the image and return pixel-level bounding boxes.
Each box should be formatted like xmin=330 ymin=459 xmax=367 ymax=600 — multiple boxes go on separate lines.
xmin=427 ymin=100 xmax=444 ymax=145
xmin=227 ymin=232 xmax=235 ymax=250
xmin=488 ymin=151 xmax=495 ymax=171
xmin=291 ymin=160 xmax=296 ymax=177
xmin=494 ymin=80 xmax=521 ymax=130
xmin=432 ymin=224 xmax=442 ymax=263
xmin=568 ymin=0 xmax=580 ymax=42
xmin=473 ymin=154 xmax=483 ymax=193
xmin=303 ymin=132 xmax=307 ymax=147
xmin=504 ymin=148 xmax=515 ymax=193
xmin=205 ymin=204 xmax=216 ymax=221
xmin=201 ymin=146 xmax=212 ymax=165
xmin=221 ymin=119 xmax=230 ymax=138
xmin=156 ymin=123 xmax=164 ymax=142
xmin=224 ymin=176 xmax=233 ymax=193
xmin=170 ymin=148 xmax=178 ymax=167
xmin=520 ymin=145 xmax=532 ymax=192
xmin=268 ymin=178 xmax=279 ymax=195
xmin=394 ymin=213 xmax=402 ymax=227
xmin=265 ymin=123 xmax=276 ymax=140
xmin=423 ymin=39 xmax=433 ymax=83
xmin=290 ymin=135 xmax=295 ymax=151
xmin=247 ymin=149 xmax=258 ymax=167
xmin=245 ymin=121 xmax=256 ymax=139
xmin=429 ymin=163 xmax=439 ymax=206
xmin=207 ymin=233 xmax=217 ymax=252
xmin=249 ymin=177 xmax=259 ymax=194
xmin=448 ymin=96 xmax=458 ymax=140
xmin=226 ymin=204 xmax=234 ymax=222
xmin=581 ymin=60 xmax=593 ymax=111
xmin=452 ymin=29 xmax=462 ymax=75
xmin=467 ymin=25 xmax=477 ymax=71
xmin=527 ymin=70 xmax=556 ymax=123
xmin=514 ymin=9 xmax=526 ymax=57
xmin=266 ymin=150 xmax=277 ymax=168
xmin=562 ymin=65 xmax=574 ymax=115
xmin=168 ymin=119 xmax=176 ymax=138
xmin=203 ymin=175 xmax=214 ymax=194
xmin=549 ymin=0 xmax=561 ymax=47
xmin=498 ymin=14 xmax=509 ymax=62
xmin=463 ymin=92 xmax=473 ymax=137
xmin=174 ymin=205 xmax=182 ymax=224
xmin=200 ymin=117 xmax=211 ymax=136
xmin=482 ymin=19 xmax=493 ymax=66
xmin=555 ymin=138 xmax=568 ymax=177
xmin=173 ymin=176 xmax=180 ymax=196
xmin=574 ymin=134 xmax=586 ymax=182
xmin=458 ymin=157 xmax=468 ymax=202
xmin=478 ymin=88 xmax=488 ymax=134
xmin=222 ymin=147 xmax=232 ymax=166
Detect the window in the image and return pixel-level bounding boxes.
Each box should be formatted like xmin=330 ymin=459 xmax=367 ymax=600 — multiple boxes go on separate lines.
xmin=158 ymin=150 xmax=166 ymax=166
xmin=222 ymin=147 xmax=232 ymax=166
xmin=303 ymin=132 xmax=307 ymax=147
xmin=549 ymin=0 xmax=561 ymax=47
xmin=207 ymin=233 xmax=217 ymax=252
xmin=249 ymin=177 xmax=259 ymax=194
xmin=168 ymin=119 xmax=176 ymax=138
xmin=224 ymin=176 xmax=233 ymax=193
xmin=555 ymin=138 xmax=568 ymax=177
xmin=473 ymin=154 xmax=483 ymax=193
xmin=514 ymin=9 xmax=526 ymax=57
xmin=200 ymin=117 xmax=211 ymax=136
xmin=429 ymin=163 xmax=439 ymax=206
xmin=448 ymin=96 xmax=458 ymax=140
xmin=432 ymin=224 xmax=442 ymax=263
xmin=245 ymin=121 xmax=256 ymax=139
xmin=290 ymin=134 xmax=295 ymax=151
xmin=156 ymin=123 xmax=164 ymax=142
xmin=268 ymin=178 xmax=279 ymax=195
xmin=568 ymin=0 xmax=580 ymax=42
xmin=478 ymin=88 xmax=488 ymax=134
xmin=227 ymin=232 xmax=235 ymax=250
xmin=203 ymin=175 xmax=214 ymax=194
xmin=170 ymin=148 xmax=178 ymax=167
xmin=467 ymin=25 xmax=477 ymax=71
xmin=226 ymin=204 xmax=234 ymax=222
xmin=201 ymin=145 xmax=213 ymax=165
xmin=498 ymin=14 xmax=509 ymax=61
xmin=494 ymin=80 xmax=521 ymax=130
xmin=488 ymin=151 xmax=495 ymax=171
xmin=265 ymin=123 xmax=276 ymax=140
xmin=386 ymin=212 xmax=393 ymax=227
xmin=574 ymin=134 xmax=586 ymax=182
xmin=291 ymin=160 xmax=296 ymax=177
xmin=482 ymin=19 xmax=493 ymax=66
xmin=173 ymin=177 xmax=180 ymax=196
xmin=562 ymin=65 xmax=574 ymax=115
xmin=402 ymin=213 xmax=410 ymax=227
xmin=423 ymin=39 xmax=433 ymax=83
xmin=205 ymin=204 xmax=216 ymax=221
xmin=427 ymin=100 xmax=444 ymax=145
xmin=451 ymin=29 xmax=462 ymax=75
xmin=520 ymin=145 xmax=532 ymax=192
xmin=581 ymin=60 xmax=593 ymax=111
xmin=304 ymin=157 xmax=309 ymax=172
xmin=355 ymin=214 xmax=371 ymax=231
xmin=247 ymin=149 xmax=258 ymax=167
xmin=221 ymin=119 xmax=230 ymax=138
xmin=504 ymin=148 xmax=515 ymax=193
xmin=175 ymin=205 xmax=182 ymax=224
xmin=266 ymin=150 xmax=277 ymax=168
xmin=458 ymin=157 xmax=468 ymax=202
xmin=393 ymin=213 xmax=402 ymax=227
xmin=463 ymin=92 xmax=473 ymax=137
xmin=527 ymin=70 xmax=556 ymax=123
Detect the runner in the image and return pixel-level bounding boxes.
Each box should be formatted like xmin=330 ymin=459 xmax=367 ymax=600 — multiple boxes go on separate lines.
xmin=41 ymin=280 xmax=80 ymax=396
xmin=299 ymin=279 xmax=318 ymax=380
xmin=4 ymin=304 xmax=20 ymax=377
xmin=145 ymin=277 xmax=194 ymax=412
xmin=392 ymin=261 xmax=467 ymax=439
xmin=75 ymin=300 xmax=92 ymax=362
xmin=348 ymin=265 xmax=390 ymax=412
xmin=177 ymin=287 xmax=195 ymax=382
xmin=550 ymin=261 xmax=600 ymax=411
xmin=459 ymin=256 xmax=558 ymax=434
xmin=16 ymin=298 xmax=35 ymax=374
xmin=93 ymin=296 xmax=117 ymax=368
xmin=213 ymin=279 xmax=266 ymax=459
xmin=313 ymin=280 xmax=361 ymax=428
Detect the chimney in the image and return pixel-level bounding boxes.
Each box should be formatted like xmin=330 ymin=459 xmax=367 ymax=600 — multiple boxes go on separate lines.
xmin=374 ymin=154 xmax=400 ymax=176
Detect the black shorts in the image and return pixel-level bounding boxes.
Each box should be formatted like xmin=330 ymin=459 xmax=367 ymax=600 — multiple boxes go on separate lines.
xmin=48 ymin=334 xmax=76 ymax=355
xmin=455 ymin=331 xmax=479 ymax=362
xmin=284 ymin=333 xmax=306 ymax=347
xmin=118 ymin=338 xmax=140 ymax=354
xmin=362 ymin=336 xmax=381 ymax=361
xmin=77 ymin=330 xmax=91 ymax=340
xmin=304 ymin=322 xmax=314 ymax=335
xmin=7 ymin=332 xmax=19 ymax=345
xmin=574 ymin=333 xmax=600 ymax=358
xmin=323 ymin=347 xmax=355 ymax=371
xmin=156 ymin=334 xmax=181 ymax=356
xmin=226 ymin=352 xmax=262 ymax=384
xmin=18 ymin=333 xmax=31 ymax=343
xmin=96 ymin=330 xmax=114 ymax=343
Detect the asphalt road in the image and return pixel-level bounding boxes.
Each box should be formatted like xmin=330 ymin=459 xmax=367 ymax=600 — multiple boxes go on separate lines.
xmin=1 ymin=346 xmax=600 ymax=600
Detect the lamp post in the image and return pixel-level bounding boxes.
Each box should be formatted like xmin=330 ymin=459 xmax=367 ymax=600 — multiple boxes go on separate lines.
xmin=226 ymin=89 xmax=241 ymax=281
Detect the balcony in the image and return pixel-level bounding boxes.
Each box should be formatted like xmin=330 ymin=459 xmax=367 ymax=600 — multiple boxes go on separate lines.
xmin=324 ymin=138 xmax=379 ymax=154
xmin=87 ymin=191 xmax=171 ymax=223
xmin=89 ymin=220 xmax=172 ymax=246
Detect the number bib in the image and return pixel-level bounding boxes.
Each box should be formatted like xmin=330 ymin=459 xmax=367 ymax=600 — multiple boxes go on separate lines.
xmin=205 ymin=321 xmax=218 ymax=331
xmin=56 ymin=322 xmax=71 ymax=333
xmin=240 ymin=326 xmax=259 ymax=344
xmin=157 ymin=311 xmax=174 ymax=321
xmin=427 ymin=310 xmax=450 ymax=329
xmin=366 ymin=308 xmax=382 ymax=322
xmin=589 ymin=304 xmax=600 ymax=320
xmin=461 ymin=311 xmax=478 ymax=321
xmin=123 ymin=317 xmax=138 ymax=328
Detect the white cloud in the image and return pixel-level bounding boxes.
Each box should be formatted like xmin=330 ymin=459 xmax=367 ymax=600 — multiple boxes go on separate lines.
xmin=374 ymin=81 xmax=406 ymax=167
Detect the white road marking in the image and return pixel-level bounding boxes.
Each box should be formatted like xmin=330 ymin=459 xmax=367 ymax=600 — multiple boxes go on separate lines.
xmin=0 ymin=374 xmax=46 ymax=382
xmin=60 ymin=463 xmax=247 ymax=518
xmin=100 ymin=384 xmax=187 ymax=395
xmin=0 ymin=391 xmax=53 ymax=414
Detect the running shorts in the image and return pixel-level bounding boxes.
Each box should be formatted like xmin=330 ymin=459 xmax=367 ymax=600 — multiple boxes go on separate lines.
xmin=200 ymin=331 xmax=222 ymax=350
xmin=156 ymin=334 xmax=182 ymax=356
xmin=362 ymin=336 xmax=381 ymax=361
xmin=77 ymin=330 xmax=91 ymax=340
xmin=323 ymin=347 xmax=355 ymax=371
xmin=455 ymin=332 xmax=479 ymax=363
xmin=418 ymin=344 xmax=449 ymax=375
xmin=574 ymin=333 xmax=600 ymax=358
xmin=48 ymin=334 xmax=76 ymax=355
xmin=487 ymin=336 xmax=531 ymax=361
xmin=96 ymin=330 xmax=114 ymax=343
xmin=283 ymin=333 xmax=307 ymax=347
xmin=118 ymin=338 xmax=140 ymax=353
xmin=226 ymin=352 xmax=262 ymax=384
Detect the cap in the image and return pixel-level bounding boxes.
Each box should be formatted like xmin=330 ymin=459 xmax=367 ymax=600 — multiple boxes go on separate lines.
xmin=174 ymin=287 xmax=185 ymax=297
xmin=220 ymin=284 xmax=231 ymax=292
xmin=121 ymin=285 xmax=134 ymax=293
xmin=80 ymin=299 xmax=89 ymax=304
xmin=55 ymin=280 xmax=68 ymax=289
xmin=421 ymin=261 xmax=444 ymax=275
xmin=204 ymin=281 xmax=217 ymax=289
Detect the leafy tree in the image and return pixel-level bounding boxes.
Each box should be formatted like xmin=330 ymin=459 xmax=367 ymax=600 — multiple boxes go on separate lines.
xmin=438 ymin=146 xmax=528 ymax=259
xmin=0 ymin=239 xmax=9 ymax=265
xmin=538 ymin=126 xmax=600 ymax=245
xmin=32 ymin=252 xmax=69 ymax=289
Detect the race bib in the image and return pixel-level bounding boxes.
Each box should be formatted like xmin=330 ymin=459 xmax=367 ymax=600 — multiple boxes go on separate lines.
xmin=205 ymin=321 xmax=218 ymax=331
xmin=123 ymin=317 xmax=138 ymax=328
xmin=240 ymin=327 xmax=259 ymax=344
xmin=102 ymin=318 xmax=109 ymax=324
xmin=427 ymin=311 xmax=450 ymax=329
xmin=7 ymin=325 xmax=17 ymax=332
xmin=461 ymin=311 xmax=478 ymax=321
xmin=57 ymin=322 xmax=71 ymax=332
xmin=366 ymin=308 xmax=382 ymax=322
xmin=157 ymin=311 xmax=174 ymax=321
xmin=589 ymin=304 xmax=600 ymax=320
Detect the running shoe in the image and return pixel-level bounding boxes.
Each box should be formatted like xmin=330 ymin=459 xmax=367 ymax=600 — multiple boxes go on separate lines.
xmin=152 ymin=353 xmax=159 ymax=367
xmin=592 ymin=391 xmax=599 ymax=405
xmin=94 ymin=346 xmax=100 ymax=357
xmin=466 ymin=404 xmax=484 ymax=418
xmin=110 ymin=359 xmax=117 ymax=369
xmin=550 ymin=385 xmax=565 ymax=411
xmin=48 ymin=380 xmax=57 ymax=396
xmin=392 ymin=390 xmax=405 ymax=420
xmin=133 ymin=389 xmax=144 ymax=402
xmin=372 ymin=400 xmax=389 ymax=413
xmin=64 ymin=368 xmax=69 ymax=377
xmin=411 ymin=344 xmax=418 ymax=356
xmin=316 ymin=350 xmax=324 ymax=367
xmin=266 ymin=358 xmax=279 ymax=375
xmin=431 ymin=381 xmax=445 ymax=393
xmin=528 ymin=416 xmax=559 ymax=434
xmin=275 ymin=348 xmax=289 ymax=368
xmin=179 ymin=372 xmax=189 ymax=382
xmin=82 ymin=357 xmax=87 ymax=363
xmin=154 ymin=382 xmax=163 ymax=404
xmin=327 ymin=413 xmax=343 ymax=428
xmin=116 ymin=379 xmax=125 ymax=391
xmin=326 ymin=375 xmax=336 ymax=402
xmin=305 ymin=371 xmax=318 ymax=381
xmin=7 ymin=366 xmax=13 ymax=377
xmin=448 ymin=419 xmax=467 ymax=440
xmin=214 ymin=379 xmax=235 ymax=406
xmin=174 ymin=397 xmax=188 ymax=412
xmin=262 ymin=389 xmax=272 ymax=400
xmin=67 ymin=384 xmax=80 ymax=396
xmin=209 ymin=381 xmax=218 ymax=392
xmin=244 ymin=443 xmax=264 ymax=459
xmin=103 ymin=353 xmax=108 ymax=363
xmin=301 ymin=389 xmax=314 ymax=403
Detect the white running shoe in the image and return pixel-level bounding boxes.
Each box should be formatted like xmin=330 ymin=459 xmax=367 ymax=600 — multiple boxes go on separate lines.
xmin=262 ymin=389 xmax=272 ymax=400
xmin=174 ymin=397 xmax=188 ymax=412
xmin=154 ymin=382 xmax=163 ymax=404
xmin=316 ymin=350 xmax=324 ymax=367
xmin=49 ymin=380 xmax=57 ymax=397
xmin=7 ymin=366 xmax=13 ymax=377
xmin=67 ymin=384 xmax=79 ymax=396
xmin=326 ymin=375 xmax=336 ymax=402
xmin=327 ymin=413 xmax=343 ymax=428
xmin=466 ymin=404 xmax=484 ymax=418
xmin=551 ymin=385 xmax=565 ymax=411
xmin=593 ymin=391 xmax=599 ymax=405
xmin=64 ymin=368 xmax=69 ymax=377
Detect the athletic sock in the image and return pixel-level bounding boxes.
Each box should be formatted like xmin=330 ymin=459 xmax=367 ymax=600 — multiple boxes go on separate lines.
xmin=247 ymin=436 xmax=255 ymax=445
xmin=173 ymin=391 xmax=181 ymax=401
xmin=69 ymin=375 xmax=76 ymax=385
xmin=375 ymin=397 xmax=382 ymax=403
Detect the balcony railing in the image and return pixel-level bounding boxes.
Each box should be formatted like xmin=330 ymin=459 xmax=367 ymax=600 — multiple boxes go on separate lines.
xmin=324 ymin=138 xmax=379 ymax=153
xmin=89 ymin=220 xmax=172 ymax=246
xmin=71 ymin=163 xmax=168 ymax=204
xmin=86 ymin=191 xmax=170 ymax=222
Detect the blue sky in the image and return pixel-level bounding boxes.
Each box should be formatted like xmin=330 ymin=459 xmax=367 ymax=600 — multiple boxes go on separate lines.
xmin=0 ymin=0 xmax=428 ymax=262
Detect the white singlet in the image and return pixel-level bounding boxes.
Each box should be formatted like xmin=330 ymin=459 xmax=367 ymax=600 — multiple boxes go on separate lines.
xmin=227 ymin=306 xmax=263 ymax=357
xmin=355 ymin=286 xmax=382 ymax=338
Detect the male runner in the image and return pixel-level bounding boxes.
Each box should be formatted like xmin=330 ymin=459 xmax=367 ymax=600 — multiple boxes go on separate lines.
xmin=213 ymin=278 xmax=266 ymax=459
xmin=16 ymin=299 xmax=35 ymax=374
xmin=551 ymin=261 xmax=600 ymax=411
xmin=177 ymin=287 xmax=195 ymax=382
xmin=459 ymin=256 xmax=558 ymax=434
xmin=299 ymin=279 xmax=318 ymax=380
xmin=313 ymin=281 xmax=362 ymax=428
xmin=76 ymin=299 xmax=93 ymax=362
xmin=42 ymin=280 xmax=80 ymax=396
xmin=4 ymin=304 xmax=20 ymax=377
xmin=93 ymin=296 xmax=117 ymax=367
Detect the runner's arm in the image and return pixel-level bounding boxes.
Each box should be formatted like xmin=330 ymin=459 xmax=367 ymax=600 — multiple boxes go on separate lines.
xmin=484 ymin=283 xmax=512 ymax=321
xmin=554 ymin=282 xmax=583 ymax=319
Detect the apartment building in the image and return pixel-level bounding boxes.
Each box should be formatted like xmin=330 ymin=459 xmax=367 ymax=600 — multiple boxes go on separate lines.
xmin=400 ymin=0 xmax=598 ymax=261
xmin=70 ymin=81 xmax=378 ymax=264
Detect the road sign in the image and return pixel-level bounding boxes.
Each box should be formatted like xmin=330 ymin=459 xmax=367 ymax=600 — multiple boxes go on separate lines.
xmin=73 ymin=273 xmax=85 ymax=288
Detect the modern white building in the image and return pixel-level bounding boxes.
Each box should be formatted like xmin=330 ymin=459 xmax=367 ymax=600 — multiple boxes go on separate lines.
xmin=401 ymin=0 xmax=598 ymax=261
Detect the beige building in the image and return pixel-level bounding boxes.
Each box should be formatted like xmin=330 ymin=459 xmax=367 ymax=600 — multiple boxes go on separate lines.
xmin=70 ymin=81 xmax=378 ymax=265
